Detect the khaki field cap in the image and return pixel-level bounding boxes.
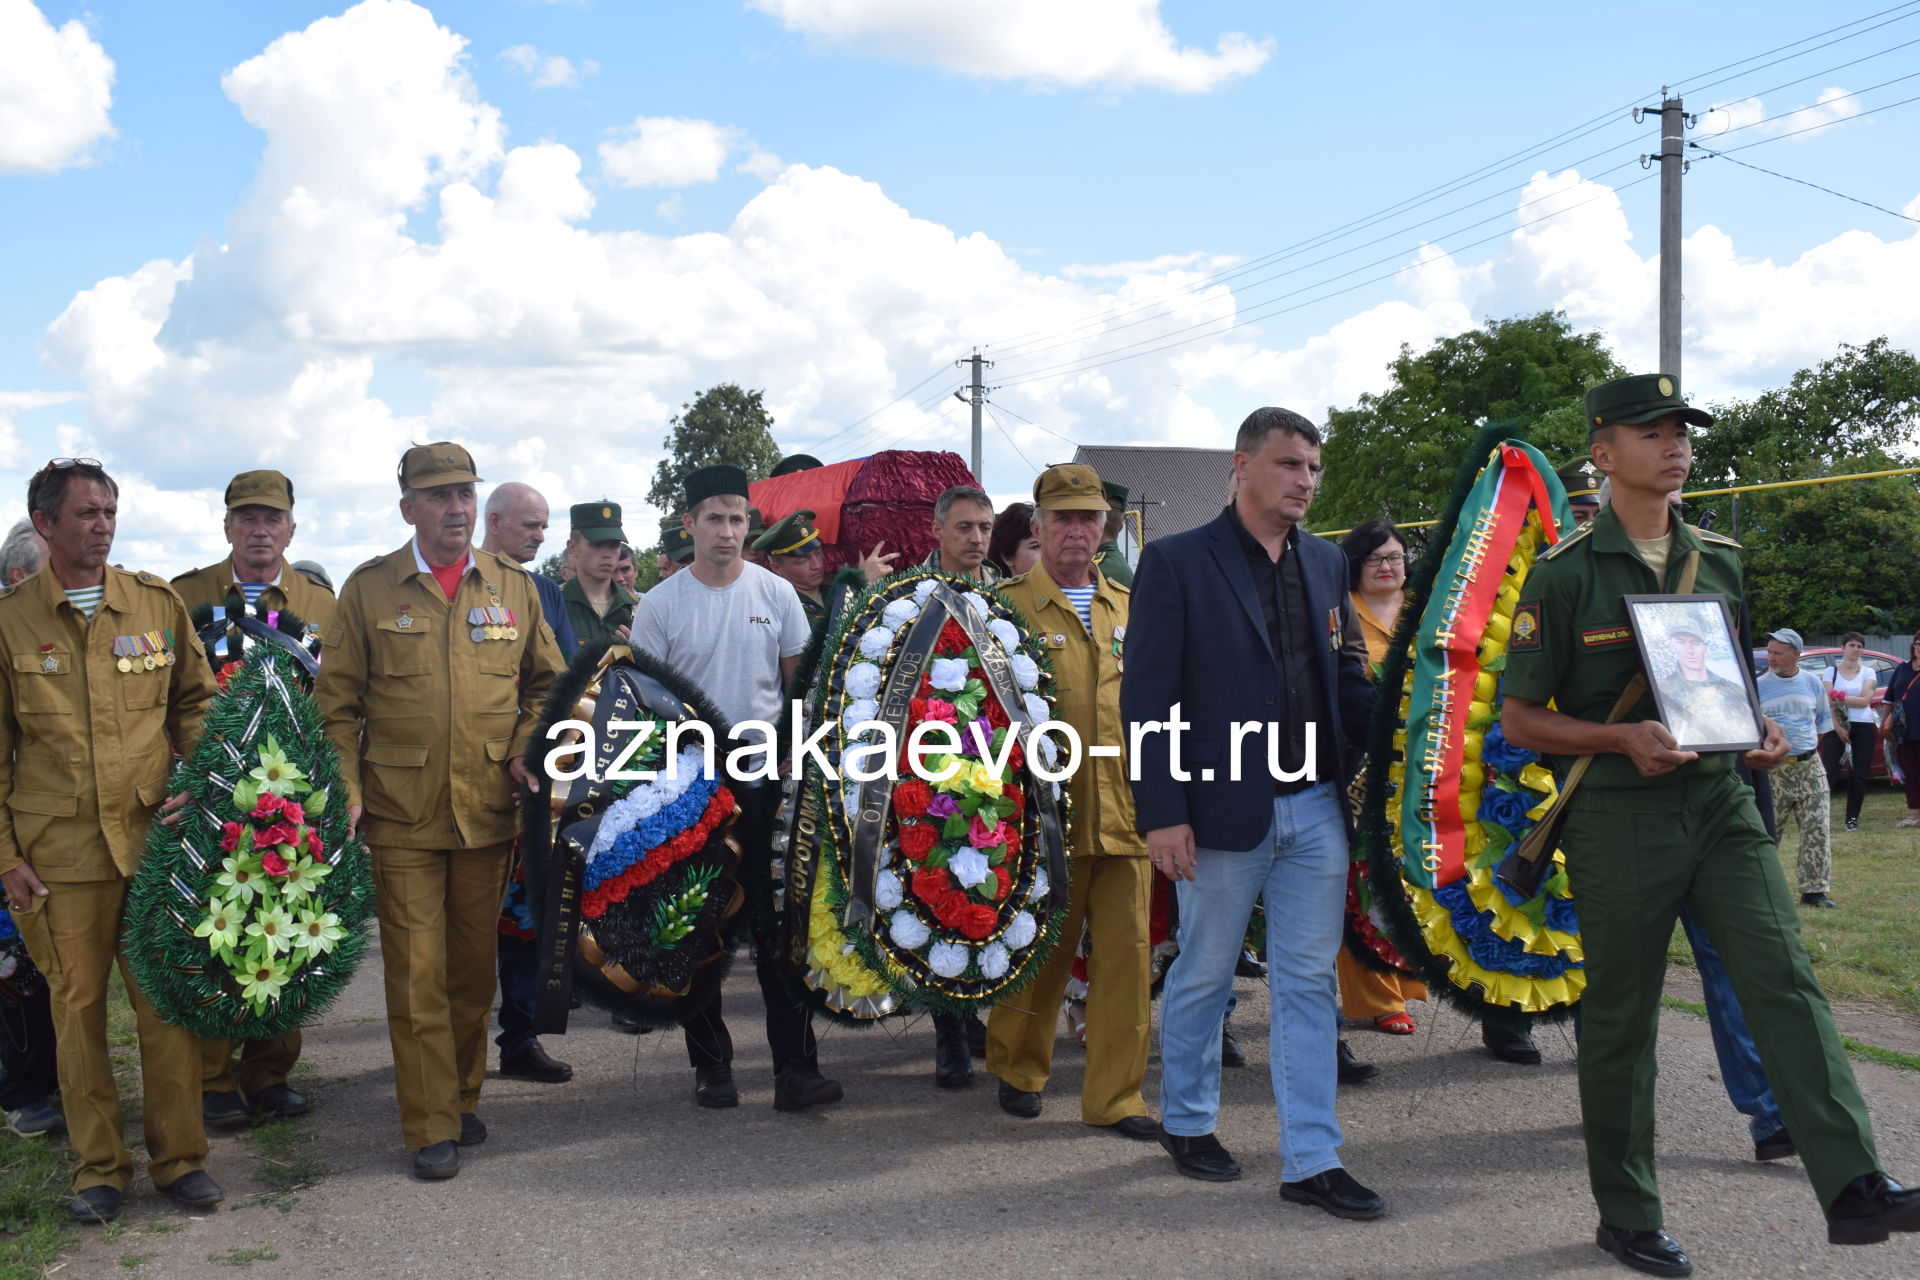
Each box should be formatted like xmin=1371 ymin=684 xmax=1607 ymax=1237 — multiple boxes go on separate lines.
xmin=398 ymin=442 xmax=483 ymax=491
xmin=1033 ymin=464 xmax=1108 ymax=512
xmin=225 ymin=469 xmax=294 ymax=511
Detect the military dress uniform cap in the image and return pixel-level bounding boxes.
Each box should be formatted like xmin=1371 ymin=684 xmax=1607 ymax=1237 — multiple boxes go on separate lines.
xmin=684 ymin=464 xmax=749 ymax=509
xmin=398 ymin=442 xmax=483 ymax=490
xmin=1556 ymin=464 xmax=1599 ymax=503
xmin=755 ymin=509 xmax=821 ymax=556
xmin=225 ymin=469 xmax=295 ymax=511
xmin=570 ymin=500 xmax=627 ymax=543
xmin=1586 ymin=374 xmax=1714 ymax=432
xmin=1101 ymin=480 xmax=1129 ymax=509
xmin=1033 ymin=463 xmax=1109 ymax=512
xmin=770 ymin=454 xmax=824 ymax=478
xmin=1765 ymin=627 xmax=1806 ymax=650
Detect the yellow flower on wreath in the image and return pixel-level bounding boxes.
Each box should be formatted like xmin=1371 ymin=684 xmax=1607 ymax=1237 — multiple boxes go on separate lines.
xmin=807 ymin=883 xmax=890 ymax=1000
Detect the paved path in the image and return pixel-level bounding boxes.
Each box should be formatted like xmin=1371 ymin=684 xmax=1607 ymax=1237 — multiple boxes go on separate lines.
xmin=56 ymin=942 xmax=1920 ymax=1280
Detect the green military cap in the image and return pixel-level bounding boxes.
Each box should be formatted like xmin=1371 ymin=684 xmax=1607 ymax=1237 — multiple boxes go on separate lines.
xmin=1585 ymin=373 xmax=1714 ymax=433
xmin=570 ymin=499 xmax=627 ymax=543
xmin=398 ymin=441 xmax=483 ymax=491
xmin=755 ymin=509 xmax=822 ymax=557
xmin=1667 ymin=621 xmax=1706 ymax=643
xmin=1033 ymin=463 xmax=1108 ymax=512
xmin=747 ymin=506 xmax=767 ymax=540
xmin=659 ymin=514 xmax=695 ymax=564
xmin=1102 ymin=480 xmax=1129 ymax=509
xmin=684 ymin=464 xmax=749 ymax=510
xmin=225 ymin=469 xmax=295 ymax=511
xmin=1555 ymin=464 xmax=1599 ymax=503
xmin=770 ymin=454 xmax=824 ymax=478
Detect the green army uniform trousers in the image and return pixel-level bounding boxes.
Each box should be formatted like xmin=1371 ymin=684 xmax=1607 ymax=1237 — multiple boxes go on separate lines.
xmin=1564 ymin=771 xmax=1877 ymax=1229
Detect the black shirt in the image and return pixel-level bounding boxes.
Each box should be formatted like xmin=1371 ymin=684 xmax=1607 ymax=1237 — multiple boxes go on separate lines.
xmin=1227 ymin=505 xmax=1334 ymax=794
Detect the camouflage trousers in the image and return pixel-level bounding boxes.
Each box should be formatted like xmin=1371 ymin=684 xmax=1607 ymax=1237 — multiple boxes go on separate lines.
xmin=1773 ymin=755 xmax=1832 ymax=894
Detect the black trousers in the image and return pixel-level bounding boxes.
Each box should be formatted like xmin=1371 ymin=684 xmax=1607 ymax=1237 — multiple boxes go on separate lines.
xmin=0 ymin=985 xmax=58 ymax=1111
xmin=1820 ymin=722 xmax=1877 ymax=822
xmin=681 ymin=782 xmax=818 ymax=1074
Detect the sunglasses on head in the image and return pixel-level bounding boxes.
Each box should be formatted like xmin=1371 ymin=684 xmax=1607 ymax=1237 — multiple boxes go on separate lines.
xmin=46 ymin=457 xmax=103 ymax=470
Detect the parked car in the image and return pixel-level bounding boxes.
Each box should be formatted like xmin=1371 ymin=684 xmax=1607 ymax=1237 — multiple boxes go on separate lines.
xmin=1752 ymin=645 xmax=1899 ymax=782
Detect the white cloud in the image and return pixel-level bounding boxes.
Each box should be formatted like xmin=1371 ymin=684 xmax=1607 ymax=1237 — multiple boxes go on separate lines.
xmin=0 ymin=0 xmax=116 ymax=173
xmin=738 ymin=148 xmax=787 ymax=182
xmin=499 ymin=43 xmax=596 ymax=89
xmin=655 ymin=193 xmax=685 ymax=221
xmin=599 ymin=116 xmax=742 ymax=188
xmin=748 ymin=0 xmax=1270 ymax=94
xmin=1699 ymin=87 xmax=1864 ymax=144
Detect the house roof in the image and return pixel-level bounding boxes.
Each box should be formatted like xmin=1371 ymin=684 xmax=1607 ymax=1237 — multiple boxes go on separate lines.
xmin=1069 ymin=444 xmax=1233 ymax=544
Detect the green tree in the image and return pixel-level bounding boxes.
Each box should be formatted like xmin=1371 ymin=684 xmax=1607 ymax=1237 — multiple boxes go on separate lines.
xmin=1313 ymin=312 xmax=1625 ymax=530
xmin=646 ymin=384 xmax=782 ymax=516
xmin=534 ymin=552 xmax=566 ymax=581
xmin=1697 ymin=339 xmax=1920 ymax=634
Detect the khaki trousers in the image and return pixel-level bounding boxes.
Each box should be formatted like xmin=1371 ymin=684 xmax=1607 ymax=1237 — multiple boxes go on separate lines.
xmin=201 ymin=1030 xmax=302 ymax=1095
xmin=13 ymin=875 xmax=207 ymax=1193
xmin=370 ymin=842 xmax=511 ymax=1149
xmin=987 ymin=855 xmax=1151 ymax=1125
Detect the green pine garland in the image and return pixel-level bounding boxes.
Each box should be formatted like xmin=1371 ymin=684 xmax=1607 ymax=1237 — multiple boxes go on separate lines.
xmin=123 ymin=648 xmax=375 ymax=1039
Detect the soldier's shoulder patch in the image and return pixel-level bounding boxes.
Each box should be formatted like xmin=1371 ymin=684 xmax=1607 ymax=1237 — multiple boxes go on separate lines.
xmin=1509 ymin=602 xmax=1542 ymax=651
xmin=1104 ymin=575 xmax=1131 ymax=596
xmin=1536 ymin=523 xmax=1594 ymax=562
xmin=134 ymin=569 xmax=168 ymax=588
xmin=1696 ymin=527 xmax=1743 ymax=549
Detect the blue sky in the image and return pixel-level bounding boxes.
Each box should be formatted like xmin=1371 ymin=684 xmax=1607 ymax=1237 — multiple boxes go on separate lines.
xmin=3 ymin=0 xmax=1917 ymax=574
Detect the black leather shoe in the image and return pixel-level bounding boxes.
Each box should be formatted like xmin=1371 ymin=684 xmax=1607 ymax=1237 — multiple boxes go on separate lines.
xmin=933 ymin=1012 xmax=974 ymax=1088
xmin=1095 ymin=1115 xmax=1160 ymax=1141
xmin=202 ymin=1089 xmax=249 ymax=1130
xmin=458 ymin=1112 xmax=487 ymax=1146
xmin=1800 ymin=892 xmax=1838 ymax=909
xmin=695 ymin=1063 xmax=739 ymax=1109
xmin=67 ymin=1185 xmax=121 ymax=1224
xmin=1753 ymin=1127 xmax=1796 ymax=1161
xmin=965 ymin=1011 xmax=987 ymax=1059
xmin=1483 ymin=1023 xmax=1543 ymax=1065
xmin=1158 ymin=1130 xmax=1242 ymax=1182
xmin=1595 ymin=1223 xmax=1692 ymax=1276
xmin=500 ymin=1041 xmax=573 ymax=1084
xmin=773 ymin=1064 xmax=844 ymax=1112
xmin=413 ymin=1140 xmax=460 ymax=1180
xmin=1221 ymin=1017 xmax=1247 ymax=1068
xmin=1281 ymin=1166 xmax=1386 ymax=1220
xmin=997 ymin=1079 xmax=1043 ymax=1118
xmin=1826 ymin=1171 xmax=1920 ymax=1245
xmin=249 ymin=1083 xmax=312 ymax=1118
xmin=158 ymin=1169 xmax=224 ymax=1209
xmin=1337 ymin=1039 xmax=1379 ymax=1084
xmin=1235 ymin=947 xmax=1268 ymax=979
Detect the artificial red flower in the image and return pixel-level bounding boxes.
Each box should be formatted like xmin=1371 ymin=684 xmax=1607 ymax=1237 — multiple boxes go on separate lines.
xmin=306 ymin=830 xmax=324 ymax=858
xmin=922 ymin=700 xmax=957 ymax=724
xmin=898 ymin=822 xmax=938 ymax=860
xmin=219 ymin=822 xmax=243 ymax=853
xmin=279 ymin=800 xmax=306 ymax=826
xmin=911 ymin=867 xmax=953 ymax=907
xmin=256 ymin=821 xmax=297 ymax=849
xmin=968 ymin=815 xmax=1007 ymax=848
xmin=250 ymin=794 xmax=285 ymax=820
xmin=215 ymin=661 xmax=244 ymax=689
xmin=908 ymin=697 xmax=929 ymax=723
xmin=935 ymin=620 xmax=971 ymax=657
xmin=1008 ymin=742 xmax=1025 ymax=773
xmin=893 ymin=780 xmax=933 ymax=819
xmin=983 ymin=698 xmax=1009 ymax=729
xmin=917 ymin=673 xmax=934 ymax=699
xmin=260 ymin=850 xmax=290 ymax=877
xmin=992 ymin=865 xmax=1012 ymax=899
xmin=1005 ymin=785 xmax=1025 ymax=817
xmin=957 ymin=903 xmax=999 ymax=940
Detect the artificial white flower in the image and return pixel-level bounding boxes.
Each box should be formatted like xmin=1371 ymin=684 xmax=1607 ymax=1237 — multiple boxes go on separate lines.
xmin=858 ymin=627 xmax=894 ymax=660
xmin=1036 ymin=734 xmax=1059 ymax=768
xmin=927 ymin=940 xmax=971 ymax=978
xmin=875 ymin=868 xmax=904 ymax=911
xmin=914 ymin=578 xmax=940 ymax=601
xmin=1023 ymin=694 xmax=1050 ymax=725
xmin=979 ymin=941 xmax=1011 ymax=979
xmin=986 ymin=618 xmax=1020 ymax=652
xmin=963 ymin=591 xmax=990 ymax=619
xmin=889 ymin=909 xmax=931 ymax=950
xmin=1029 ymin=867 xmax=1051 ymax=904
xmin=1005 ymin=910 xmax=1039 ymax=950
xmin=882 ymin=597 xmax=920 ymax=629
xmin=842 ymin=698 xmax=881 ymax=735
xmin=844 ymin=662 xmax=883 ymax=700
xmin=947 ymin=846 xmax=990 ymax=889
xmin=930 ymin=657 xmax=970 ymax=691
xmin=1011 ymin=654 xmax=1040 ymax=691
xmin=586 ymin=749 xmax=707 ymax=861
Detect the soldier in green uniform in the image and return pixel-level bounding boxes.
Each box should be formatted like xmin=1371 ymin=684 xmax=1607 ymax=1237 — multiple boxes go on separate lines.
xmin=754 ymin=509 xmax=827 ymax=623
xmin=1503 ymin=374 xmax=1920 ymax=1276
xmin=1093 ymin=481 xmax=1134 ymax=588
xmin=560 ymin=501 xmax=636 ymax=650
xmin=1557 ymin=463 xmax=1601 ymax=526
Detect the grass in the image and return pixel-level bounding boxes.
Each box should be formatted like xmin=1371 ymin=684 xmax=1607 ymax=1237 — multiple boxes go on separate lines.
xmin=1662 ymin=995 xmax=1920 ymax=1072
xmin=208 ymin=1246 xmax=280 ymax=1266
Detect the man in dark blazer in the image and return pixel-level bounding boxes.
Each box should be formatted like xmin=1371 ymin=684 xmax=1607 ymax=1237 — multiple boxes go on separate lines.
xmin=1121 ymin=406 xmax=1382 ymax=1220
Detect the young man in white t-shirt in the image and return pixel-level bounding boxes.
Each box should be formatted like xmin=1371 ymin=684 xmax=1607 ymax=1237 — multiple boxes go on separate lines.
xmin=626 ymin=465 xmax=838 ymax=1112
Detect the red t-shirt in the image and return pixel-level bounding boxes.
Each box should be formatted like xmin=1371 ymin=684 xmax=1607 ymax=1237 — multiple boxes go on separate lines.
xmin=427 ymin=559 xmax=465 ymax=602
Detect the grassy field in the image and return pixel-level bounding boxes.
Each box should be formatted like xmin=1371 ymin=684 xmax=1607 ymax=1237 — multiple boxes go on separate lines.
xmin=1667 ymin=785 xmax=1920 ymax=1018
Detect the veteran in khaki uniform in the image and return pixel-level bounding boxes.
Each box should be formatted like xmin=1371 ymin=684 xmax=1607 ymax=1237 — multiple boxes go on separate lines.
xmin=170 ymin=469 xmax=332 ymax=1128
xmin=315 ymin=443 xmax=561 ymax=1180
xmin=986 ymin=464 xmax=1155 ymax=1137
xmin=0 ymin=460 xmax=223 ymax=1222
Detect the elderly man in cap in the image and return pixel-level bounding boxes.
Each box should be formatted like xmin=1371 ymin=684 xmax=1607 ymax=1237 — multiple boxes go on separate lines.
xmin=562 ymin=501 xmax=637 ymax=651
xmin=316 ymin=442 xmax=561 ymax=1179
xmin=1 ymin=459 xmax=224 ymax=1222
xmin=629 ymin=465 xmax=841 ymax=1112
xmin=1502 ymin=374 xmax=1920 ymax=1274
xmin=170 ymin=469 xmax=335 ymax=1129
xmin=986 ymin=463 xmax=1157 ymax=1140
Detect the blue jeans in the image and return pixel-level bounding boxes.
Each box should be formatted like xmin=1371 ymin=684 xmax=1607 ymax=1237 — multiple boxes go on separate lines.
xmin=1681 ymin=909 xmax=1784 ymax=1140
xmin=495 ymin=934 xmax=539 ymax=1056
xmin=1159 ymin=783 xmax=1347 ymax=1182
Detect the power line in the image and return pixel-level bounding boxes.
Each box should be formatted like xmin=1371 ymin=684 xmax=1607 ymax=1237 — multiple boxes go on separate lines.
xmin=1701 ymin=32 xmax=1920 ymax=117
xmin=1714 ymin=86 xmax=1920 ymax=149
xmin=990 ymin=401 xmax=1081 ymax=450
xmin=1674 ymin=0 xmax=1920 ymax=98
xmin=1689 ymin=142 xmax=1920 ymax=223
xmin=1699 ymin=66 xmax=1920 ymax=140
xmin=982 ymin=403 xmax=1037 ymax=475
xmin=806 ymin=363 xmax=950 ymax=452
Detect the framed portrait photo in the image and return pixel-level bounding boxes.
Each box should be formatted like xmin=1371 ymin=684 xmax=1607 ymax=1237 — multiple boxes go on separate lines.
xmin=1623 ymin=594 xmax=1765 ymax=753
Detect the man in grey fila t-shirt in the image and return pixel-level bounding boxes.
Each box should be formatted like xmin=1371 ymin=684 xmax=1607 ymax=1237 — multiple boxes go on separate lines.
xmin=626 ymin=464 xmax=839 ymax=1113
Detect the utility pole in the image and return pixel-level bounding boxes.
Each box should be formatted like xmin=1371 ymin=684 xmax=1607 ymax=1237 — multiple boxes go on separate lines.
xmin=956 ymin=349 xmax=991 ymax=483
xmin=1640 ymin=90 xmax=1693 ymax=378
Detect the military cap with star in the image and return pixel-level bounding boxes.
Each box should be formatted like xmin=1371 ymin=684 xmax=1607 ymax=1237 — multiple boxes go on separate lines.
xmin=398 ymin=441 xmax=483 ymax=490
xmin=1555 ymin=464 xmax=1599 ymax=504
xmin=1033 ymin=463 xmax=1109 ymax=512
xmin=570 ymin=499 xmax=627 ymax=543
xmin=1585 ymin=373 xmax=1714 ymax=434
xmin=754 ymin=509 xmax=823 ymax=557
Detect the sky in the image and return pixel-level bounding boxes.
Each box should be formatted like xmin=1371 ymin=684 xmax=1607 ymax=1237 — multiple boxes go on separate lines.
xmin=2 ymin=0 xmax=1918 ymax=578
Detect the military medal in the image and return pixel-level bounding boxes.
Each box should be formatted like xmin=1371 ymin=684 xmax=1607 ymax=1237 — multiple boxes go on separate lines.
xmin=468 ymin=605 xmax=487 ymax=642
xmin=396 ymin=604 xmax=413 ymax=630
xmin=139 ymin=632 xmax=156 ymax=670
xmin=114 ymin=635 xmax=132 ymax=672
xmin=162 ymin=628 xmax=175 ymax=666
xmin=38 ymin=644 xmax=58 ymax=675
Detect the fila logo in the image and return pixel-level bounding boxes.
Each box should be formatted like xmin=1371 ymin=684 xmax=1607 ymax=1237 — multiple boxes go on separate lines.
xmin=747 ymin=615 xmax=773 ymax=625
